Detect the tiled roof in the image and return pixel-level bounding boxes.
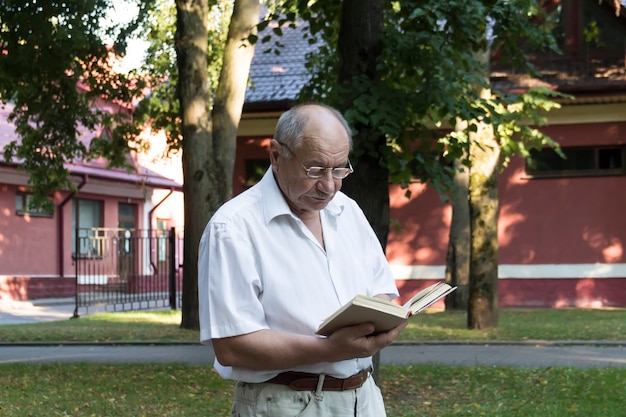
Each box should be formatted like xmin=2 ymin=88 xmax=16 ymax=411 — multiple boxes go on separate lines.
xmin=245 ymin=22 xmax=319 ymax=106
xmin=68 ymin=162 xmax=182 ymax=190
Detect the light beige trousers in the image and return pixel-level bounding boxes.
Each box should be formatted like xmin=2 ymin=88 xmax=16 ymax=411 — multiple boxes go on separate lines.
xmin=230 ymin=375 xmax=386 ymax=417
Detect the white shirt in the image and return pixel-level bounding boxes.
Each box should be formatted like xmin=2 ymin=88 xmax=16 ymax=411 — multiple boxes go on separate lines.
xmin=198 ymin=168 xmax=398 ymax=382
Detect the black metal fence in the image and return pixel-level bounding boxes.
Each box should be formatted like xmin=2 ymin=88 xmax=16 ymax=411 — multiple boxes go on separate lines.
xmin=74 ymin=227 xmax=183 ymax=316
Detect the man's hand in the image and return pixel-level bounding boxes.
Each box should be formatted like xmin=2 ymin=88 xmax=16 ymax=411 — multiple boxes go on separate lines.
xmin=324 ymin=320 xmax=408 ymax=362
xmin=212 ymin=320 xmax=407 ymax=370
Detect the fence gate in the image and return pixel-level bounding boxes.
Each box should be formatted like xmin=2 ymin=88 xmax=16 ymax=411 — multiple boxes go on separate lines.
xmin=74 ymin=227 xmax=183 ymax=316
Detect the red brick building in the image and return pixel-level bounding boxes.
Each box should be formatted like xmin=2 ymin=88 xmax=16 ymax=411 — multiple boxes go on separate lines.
xmin=235 ymin=0 xmax=626 ymax=308
xmin=2 ymin=0 xmax=625 ymax=308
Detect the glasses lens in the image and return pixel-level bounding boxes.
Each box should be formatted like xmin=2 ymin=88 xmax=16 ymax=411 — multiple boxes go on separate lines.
xmin=306 ymin=167 xmax=325 ymax=178
xmin=331 ymin=168 xmax=351 ymax=179
xmin=304 ymin=162 xmax=353 ymax=179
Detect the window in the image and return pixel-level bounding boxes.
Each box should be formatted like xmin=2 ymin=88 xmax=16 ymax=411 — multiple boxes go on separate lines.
xmin=156 ymin=219 xmax=169 ymax=262
xmin=15 ymin=192 xmax=54 ymax=217
xmin=527 ymin=146 xmax=626 ymax=177
xmin=118 ymin=202 xmax=136 ymax=229
xmin=72 ymin=199 xmax=104 ymax=258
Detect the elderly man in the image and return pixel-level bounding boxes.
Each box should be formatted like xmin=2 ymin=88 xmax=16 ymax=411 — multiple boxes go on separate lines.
xmin=198 ymin=103 xmax=406 ymax=416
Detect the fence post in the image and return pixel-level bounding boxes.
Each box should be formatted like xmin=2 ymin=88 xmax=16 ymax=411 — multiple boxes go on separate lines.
xmin=73 ymin=227 xmax=80 ymax=318
xmin=169 ymin=227 xmax=177 ymax=310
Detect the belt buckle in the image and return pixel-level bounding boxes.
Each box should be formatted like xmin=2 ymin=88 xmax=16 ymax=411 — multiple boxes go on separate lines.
xmin=358 ymin=368 xmax=369 ymax=386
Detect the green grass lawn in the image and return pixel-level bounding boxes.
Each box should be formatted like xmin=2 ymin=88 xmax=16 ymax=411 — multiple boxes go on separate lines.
xmin=399 ymin=308 xmax=626 ymax=342
xmin=0 ymin=310 xmax=198 ymax=343
xmin=0 ymin=363 xmax=624 ymax=416
xmin=1 ymin=308 xmax=625 ymax=416
xmin=1 ymin=307 xmax=625 ymax=343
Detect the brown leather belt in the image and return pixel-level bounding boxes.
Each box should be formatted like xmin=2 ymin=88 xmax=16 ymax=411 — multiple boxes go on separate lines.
xmin=266 ymin=368 xmax=370 ymax=391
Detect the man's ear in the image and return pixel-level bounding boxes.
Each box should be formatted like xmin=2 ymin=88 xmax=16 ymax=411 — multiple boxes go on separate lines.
xmin=269 ymin=139 xmax=281 ymax=166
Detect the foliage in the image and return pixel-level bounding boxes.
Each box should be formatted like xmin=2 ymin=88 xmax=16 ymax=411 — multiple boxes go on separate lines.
xmin=0 ymin=1 xmax=567 ymax=209
xmin=132 ymin=0 xmax=180 ymax=153
xmin=0 ymin=0 xmax=237 ymax=210
xmin=133 ymin=0 xmax=233 ymax=154
xmin=0 ymin=0 xmax=147 ymax=209
xmin=269 ymin=0 xmax=565 ymax=197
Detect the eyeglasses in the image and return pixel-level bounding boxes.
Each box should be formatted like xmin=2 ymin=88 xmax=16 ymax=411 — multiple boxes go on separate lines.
xmin=278 ymin=141 xmax=354 ymax=179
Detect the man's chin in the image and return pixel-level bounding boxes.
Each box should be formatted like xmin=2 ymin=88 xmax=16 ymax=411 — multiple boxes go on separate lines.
xmin=306 ymin=196 xmax=332 ymax=209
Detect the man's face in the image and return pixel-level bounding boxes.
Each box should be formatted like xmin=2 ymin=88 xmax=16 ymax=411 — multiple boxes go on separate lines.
xmin=271 ymin=108 xmax=351 ymax=219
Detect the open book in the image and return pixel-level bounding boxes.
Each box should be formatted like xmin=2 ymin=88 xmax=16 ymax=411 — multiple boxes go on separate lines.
xmin=316 ymin=281 xmax=456 ymax=336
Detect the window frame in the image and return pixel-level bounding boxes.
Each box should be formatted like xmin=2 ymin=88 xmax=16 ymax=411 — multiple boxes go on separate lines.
xmin=526 ymin=146 xmax=626 ymax=178
xmin=71 ymin=198 xmax=105 ymax=259
xmin=15 ymin=192 xmax=54 ymax=218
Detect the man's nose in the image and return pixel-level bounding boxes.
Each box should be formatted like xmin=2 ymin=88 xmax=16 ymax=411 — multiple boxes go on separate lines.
xmin=316 ymin=170 xmax=337 ymax=191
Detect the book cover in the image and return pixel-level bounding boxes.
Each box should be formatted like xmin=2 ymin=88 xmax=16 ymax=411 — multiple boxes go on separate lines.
xmin=316 ymin=281 xmax=456 ymax=336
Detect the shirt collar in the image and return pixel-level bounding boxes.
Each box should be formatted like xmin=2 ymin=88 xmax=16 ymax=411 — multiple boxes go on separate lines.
xmin=260 ymin=167 xmax=344 ymax=225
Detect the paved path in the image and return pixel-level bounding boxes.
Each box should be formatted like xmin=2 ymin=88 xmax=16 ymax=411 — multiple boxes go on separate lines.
xmin=0 ymin=343 xmax=625 ymax=368
xmin=384 ymin=343 xmax=626 ymax=368
xmin=1 ymin=299 xmax=626 ymax=369
xmin=0 ymin=298 xmax=82 ymax=324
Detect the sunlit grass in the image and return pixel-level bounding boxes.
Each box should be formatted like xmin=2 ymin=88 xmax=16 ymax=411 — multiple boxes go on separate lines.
xmin=400 ymin=308 xmax=626 ymax=342
xmin=82 ymin=309 xmax=183 ymax=324
xmin=0 ymin=310 xmax=198 ymax=343
xmin=1 ymin=308 xmax=625 ymax=343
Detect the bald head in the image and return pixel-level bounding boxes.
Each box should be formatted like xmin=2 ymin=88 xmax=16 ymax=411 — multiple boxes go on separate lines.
xmin=274 ymin=103 xmax=353 ymax=152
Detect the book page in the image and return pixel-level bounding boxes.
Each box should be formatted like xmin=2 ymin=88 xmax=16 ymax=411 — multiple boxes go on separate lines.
xmin=403 ymin=282 xmax=457 ymax=315
xmin=316 ymin=295 xmax=409 ymax=336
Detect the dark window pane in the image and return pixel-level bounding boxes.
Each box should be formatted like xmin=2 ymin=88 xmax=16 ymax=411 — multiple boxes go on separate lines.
xmin=568 ymin=149 xmax=594 ymax=171
xmin=598 ymin=148 xmax=622 ymax=170
xmin=528 ymin=146 xmax=625 ymax=177
xmin=531 ymin=149 xmax=565 ymax=171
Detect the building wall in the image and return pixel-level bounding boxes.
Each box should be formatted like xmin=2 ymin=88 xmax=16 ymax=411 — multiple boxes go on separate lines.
xmin=235 ymin=107 xmax=626 ymax=308
xmin=386 ymin=117 xmax=626 ymax=308
xmin=3 ymin=106 xmax=626 ymax=306
xmin=0 ymin=184 xmax=61 ymax=276
xmin=0 ymin=177 xmax=156 ymax=300
xmin=0 ymin=100 xmax=184 ymax=301
xmin=0 ymin=182 xmax=70 ymax=299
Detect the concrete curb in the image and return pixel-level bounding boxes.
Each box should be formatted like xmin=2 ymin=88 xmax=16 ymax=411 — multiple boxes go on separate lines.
xmin=393 ymin=339 xmax=626 ymax=347
xmin=1 ymin=339 xmax=625 ymax=347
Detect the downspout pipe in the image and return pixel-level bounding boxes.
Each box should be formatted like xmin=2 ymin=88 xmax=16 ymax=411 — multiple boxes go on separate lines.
xmin=58 ymin=174 xmax=88 ymax=279
xmin=148 ymin=188 xmax=174 ymax=274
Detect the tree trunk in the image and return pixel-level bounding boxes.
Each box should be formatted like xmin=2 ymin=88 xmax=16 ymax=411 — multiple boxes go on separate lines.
xmin=176 ymin=0 xmax=211 ymax=330
xmin=335 ymin=0 xmax=388 ymax=384
xmin=336 ymin=0 xmax=387 ymax=242
xmin=176 ymin=0 xmax=259 ymax=330
xmin=467 ymin=87 xmax=500 ymax=329
xmin=445 ymin=122 xmax=470 ymax=310
xmin=213 ymin=0 xmax=260 ymax=193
